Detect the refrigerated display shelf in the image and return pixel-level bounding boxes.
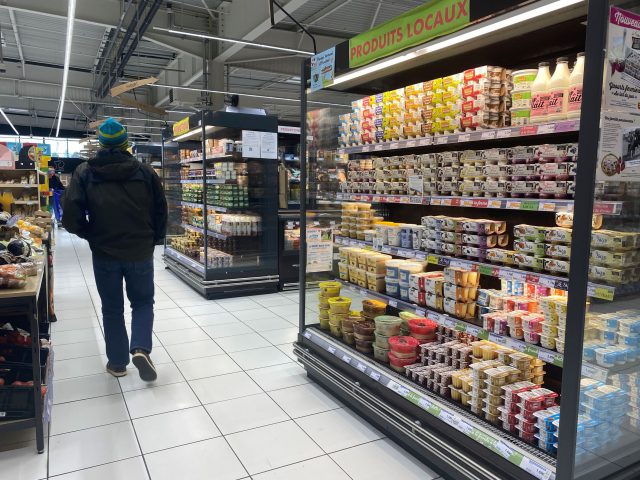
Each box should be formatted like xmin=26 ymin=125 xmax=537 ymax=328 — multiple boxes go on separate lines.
xmin=334 ymin=278 xmax=564 ymax=367
xmin=335 ymin=193 xmax=623 ymax=216
xmin=301 ymin=327 xmax=557 ymax=480
xmin=179 ymin=179 xmax=239 ymax=185
xmin=181 ymin=223 xmax=230 ymax=241
xmin=164 ymin=246 xmax=205 ymax=274
xmin=178 ymin=201 xmax=228 ymax=212
xmin=337 ymin=120 xmax=580 ymax=155
xmin=180 ymin=153 xmax=234 ymax=164
xmin=333 ymin=236 xmax=616 ymax=301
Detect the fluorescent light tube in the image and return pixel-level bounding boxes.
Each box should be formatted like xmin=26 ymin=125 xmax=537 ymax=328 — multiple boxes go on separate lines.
xmin=154 ymin=27 xmax=313 ymax=56
xmin=331 ymin=0 xmax=585 ymax=87
xmin=0 ymin=108 xmax=20 ymax=135
xmin=56 ymin=0 xmax=76 ymax=137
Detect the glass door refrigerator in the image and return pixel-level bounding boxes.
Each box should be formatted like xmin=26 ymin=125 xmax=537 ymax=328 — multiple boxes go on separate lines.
xmin=163 ymin=110 xmax=279 ymax=298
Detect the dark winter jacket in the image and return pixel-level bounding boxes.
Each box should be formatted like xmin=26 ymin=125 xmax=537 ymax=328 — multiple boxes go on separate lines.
xmin=62 ymin=149 xmax=168 ymax=261
xmin=49 ymin=174 xmax=65 ymax=191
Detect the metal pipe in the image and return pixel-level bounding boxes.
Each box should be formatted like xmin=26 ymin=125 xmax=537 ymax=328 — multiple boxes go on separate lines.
xmin=8 ymin=9 xmax=25 ymax=78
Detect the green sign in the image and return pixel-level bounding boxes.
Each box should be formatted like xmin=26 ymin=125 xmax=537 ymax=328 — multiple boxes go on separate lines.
xmin=349 ymin=0 xmax=470 ymax=68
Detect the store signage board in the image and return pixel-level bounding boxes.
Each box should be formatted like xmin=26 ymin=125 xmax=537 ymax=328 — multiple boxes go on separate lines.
xmin=310 ymin=47 xmax=336 ymax=92
xmin=277 ymin=125 xmax=301 ymax=135
xmin=173 ymin=117 xmax=191 ymax=137
xmin=349 ymin=0 xmax=470 ymax=68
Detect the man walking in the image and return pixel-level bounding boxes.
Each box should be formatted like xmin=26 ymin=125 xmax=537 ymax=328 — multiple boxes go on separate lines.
xmin=63 ymin=118 xmax=167 ymax=381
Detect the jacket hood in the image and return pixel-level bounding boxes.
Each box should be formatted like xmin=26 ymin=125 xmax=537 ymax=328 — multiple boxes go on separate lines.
xmin=88 ymin=148 xmax=140 ymax=181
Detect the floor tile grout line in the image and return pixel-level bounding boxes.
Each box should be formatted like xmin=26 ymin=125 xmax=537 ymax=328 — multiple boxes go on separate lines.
xmin=46 ymin=454 xmax=143 ymax=479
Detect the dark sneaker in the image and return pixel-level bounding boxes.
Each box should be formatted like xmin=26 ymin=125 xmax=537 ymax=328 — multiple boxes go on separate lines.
xmin=132 ymin=349 xmax=157 ymax=382
xmin=106 ymin=362 xmax=127 ymax=378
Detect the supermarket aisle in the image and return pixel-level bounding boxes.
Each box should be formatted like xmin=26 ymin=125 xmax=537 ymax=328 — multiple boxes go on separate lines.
xmin=0 ymin=230 xmax=441 ymax=480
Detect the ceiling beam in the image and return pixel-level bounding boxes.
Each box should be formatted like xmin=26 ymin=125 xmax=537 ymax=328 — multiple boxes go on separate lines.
xmin=216 ymin=0 xmax=311 ymax=63
xmin=7 ymin=8 xmax=26 ymax=78
xmin=300 ymin=0 xmax=352 ymax=26
xmin=0 ymin=0 xmax=205 ymax=58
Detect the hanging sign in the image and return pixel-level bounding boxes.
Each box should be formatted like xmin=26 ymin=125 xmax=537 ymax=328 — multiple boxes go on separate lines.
xmin=349 ymin=0 xmax=470 ymax=68
xmin=172 ymin=117 xmax=191 ymax=138
xmin=311 ymin=47 xmax=336 ymax=92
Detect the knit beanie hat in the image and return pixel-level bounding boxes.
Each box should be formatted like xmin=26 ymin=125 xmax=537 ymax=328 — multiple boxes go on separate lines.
xmin=98 ymin=118 xmax=129 ymax=150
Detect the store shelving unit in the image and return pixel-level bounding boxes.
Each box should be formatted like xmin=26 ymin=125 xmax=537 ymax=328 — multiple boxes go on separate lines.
xmin=162 ymin=110 xmax=280 ymax=298
xmin=296 ymin=1 xmax=640 ymax=480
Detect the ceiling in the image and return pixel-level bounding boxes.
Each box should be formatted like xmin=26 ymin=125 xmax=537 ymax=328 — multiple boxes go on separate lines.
xmin=0 ymin=0 xmax=423 ymax=144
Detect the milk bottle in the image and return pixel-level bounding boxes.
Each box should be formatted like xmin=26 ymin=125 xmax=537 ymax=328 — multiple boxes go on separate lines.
xmin=531 ymin=62 xmax=551 ymax=123
xmin=547 ymin=57 xmax=570 ymax=121
xmin=567 ymin=53 xmax=585 ymax=119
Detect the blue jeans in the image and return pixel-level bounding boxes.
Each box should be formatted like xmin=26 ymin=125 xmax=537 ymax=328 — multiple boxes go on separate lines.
xmin=93 ymin=256 xmax=155 ymax=368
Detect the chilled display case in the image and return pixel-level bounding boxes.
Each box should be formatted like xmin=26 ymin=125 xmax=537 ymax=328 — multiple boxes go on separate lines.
xmin=163 ymin=110 xmax=279 ymax=298
xmin=295 ymin=1 xmax=640 ymax=479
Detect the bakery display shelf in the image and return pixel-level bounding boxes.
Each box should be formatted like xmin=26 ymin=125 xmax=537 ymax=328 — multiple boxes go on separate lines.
xmin=164 ymin=246 xmax=205 ymax=274
xmin=333 ymin=235 xmax=616 ymax=301
xmin=181 ymin=223 xmax=230 ymax=241
xmin=0 ymin=183 xmax=39 ymax=189
xmin=178 ymin=201 xmax=228 ymax=213
xmin=337 ymin=120 xmax=580 ymax=155
xmin=335 ymin=193 xmax=623 ymax=216
xmin=334 ymin=278 xmax=564 ymax=368
xmin=302 ymin=327 xmax=557 ymax=480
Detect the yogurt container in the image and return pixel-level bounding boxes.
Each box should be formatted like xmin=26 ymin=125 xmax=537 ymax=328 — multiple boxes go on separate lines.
xmin=511 ymin=108 xmax=531 ymax=126
xmin=512 ymin=90 xmax=532 ymax=108
xmin=512 ymin=69 xmax=538 ymax=91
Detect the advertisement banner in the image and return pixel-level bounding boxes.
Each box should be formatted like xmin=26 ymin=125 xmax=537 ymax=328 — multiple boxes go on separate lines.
xmin=598 ymin=7 xmax=640 ymax=181
xmin=349 ymin=0 xmax=470 ymax=68
xmin=311 ymin=47 xmax=336 ymax=92
xmin=604 ymin=7 xmax=640 ymax=114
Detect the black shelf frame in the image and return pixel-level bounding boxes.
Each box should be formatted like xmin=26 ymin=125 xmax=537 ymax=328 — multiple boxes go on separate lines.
xmin=162 ymin=110 xmax=280 ymax=298
xmin=296 ymin=1 xmax=640 ymax=479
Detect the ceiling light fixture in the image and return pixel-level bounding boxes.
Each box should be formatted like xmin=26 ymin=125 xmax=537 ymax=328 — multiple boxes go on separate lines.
xmin=99 ymin=116 xmax=174 ymax=124
xmin=0 ymin=108 xmax=20 ymax=135
xmin=55 ymin=0 xmax=77 ymax=137
xmin=153 ymin=27 xmax=314 ymax=56
xmin=151 ymin=83 xmax=350 ymax=108
xmin=331 ymin=0 xmax=585 ymax=87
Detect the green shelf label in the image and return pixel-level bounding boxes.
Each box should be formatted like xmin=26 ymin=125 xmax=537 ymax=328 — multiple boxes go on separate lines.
xmin=477 ymin=265 xmax=494 ymax=276
xmin=523 ymin=345 xmax=539 ymax=357
xmin=477 ymin=329 xmax=489 ymax=340
xmin=455 ymin=321 xmax=467 ymax=332
xmin=520 ymin=200 xmax=539 ymax=211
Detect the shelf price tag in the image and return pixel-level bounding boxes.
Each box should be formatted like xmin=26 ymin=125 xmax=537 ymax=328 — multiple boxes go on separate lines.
xmin=405 ymin=140 xmax=416 ymax=148
xmin=436 ymin=136 xmax=448 ymax=145
xmin=341 ymin=354 xmax=352 ymax=364
xmin=496 ymin=128 xmax=512 ymax=139
xmin=356 ymin=362 xmax=367 ymax=373
xmin=554 ymin=279 xmax=569 ymax=290
xmin=327 ymin=346 xmax=336 ymax=354
xmin=538 ymin=124 xmax=556 ymax=134
xmin=388 ymin=299 xmax=398 ymax=308
xmin=592 ymin=286 xmax=615 ymax=301
xmin=374 ymin=144 xmax=383 ymax=151
xmin=520 ymin=458 xmax=554 ymax=480
xmin=415 ymin=252 xmax=427 ymax=261
xmin=390 ymin=142 xmax=399 ymax=149
xmin=488 ymin=199 xmax=503 ymax=209
xmin=523 ymin=345 xmax=540 ymax=358
xmin=459 ymin=133 xmax=471 ymax=142
xmin=477 ymin=265 xmax=494 ymax=277
xmin=481 ymin=131 xmax=496 ymax=140
xmin=381 ymin=246 xmax=392 ymax=254
xmin=415 ymin=308 xmax=426 ymax=316
xmin=303 ymin=330 xmax=312 ymax=339
xmin=506 ymin=200 xmax=521 ymax=210
xmin=418 ymin=137 xmax=431 ymax=146
xmin=520 ymin=125 xmax=539 ymax=136
xmin=369 ymin=370 xmax=381 ymax=381
xmin=362 ymin=145 xmax=371 ymax=152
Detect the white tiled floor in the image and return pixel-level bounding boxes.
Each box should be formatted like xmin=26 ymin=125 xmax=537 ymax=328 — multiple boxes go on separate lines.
xmin=0 ymin=231 xmax=443 ymax=479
